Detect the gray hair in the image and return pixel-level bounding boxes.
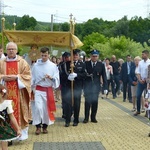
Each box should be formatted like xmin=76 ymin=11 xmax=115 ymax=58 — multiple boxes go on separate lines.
xmin=134 ymin=56 xmax=141 ymax=61
xmin=6 ymin=42 xmax=18 ymax=50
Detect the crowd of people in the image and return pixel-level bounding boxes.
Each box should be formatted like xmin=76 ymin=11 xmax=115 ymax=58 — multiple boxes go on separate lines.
xmin=0 ymin=41 xmax=150 ymax=149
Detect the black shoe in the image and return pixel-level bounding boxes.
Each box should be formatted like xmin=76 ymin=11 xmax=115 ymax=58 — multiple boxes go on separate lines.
xmin=65 ymin=123 xmax=70 ymax=127
xmin=113 ymin=96 xmax=116 ymax=99
xmin=91 ymin=119 xmax=98 ymax=123
xmin=73 ymin=122 xmax=78 ymax=126
xmin=83 ymin=119 xmax=88 ymax=123
xmin=62 ymin=115 xmax=66 ymax=119
xmin=123 ymin=99 xmax=126 ymax=102
xmin=29 ymin=120 xmax=33 ymax=124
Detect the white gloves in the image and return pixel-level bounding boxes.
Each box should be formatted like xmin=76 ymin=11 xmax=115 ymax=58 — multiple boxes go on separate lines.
xmin=68 ymin=72 xmax=77 ymax=81
xmin=104 ymin=90 xmax=108 ymax=95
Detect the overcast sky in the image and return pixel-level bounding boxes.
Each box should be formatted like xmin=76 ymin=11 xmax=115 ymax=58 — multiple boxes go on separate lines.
xmin=2 ymin=0 xmax=148 ymax=23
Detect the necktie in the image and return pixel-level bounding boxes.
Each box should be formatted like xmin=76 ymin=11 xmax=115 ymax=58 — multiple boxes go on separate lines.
xmin=93 ymin=62 xmax=96 ymax=68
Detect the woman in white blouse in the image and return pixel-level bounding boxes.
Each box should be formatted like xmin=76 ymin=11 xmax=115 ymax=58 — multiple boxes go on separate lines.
xmin=105 ymin=58 xmax=115 ymax=99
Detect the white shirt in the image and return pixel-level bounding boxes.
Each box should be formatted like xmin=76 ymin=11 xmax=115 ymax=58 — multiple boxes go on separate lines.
xmin=136 ymin=59 xmax=150 ymax=80
xmin=127 ymin=62 xmax=131 ymax=74
xmin=105 ymin=65 xmax=113 ymax=80
xmin=0 ymin=100 xmax=13 ymax=114
xmin=91 ymin=61 xmax=97 ymax=67
xmin=0 ymin=54 xmax=6 ymax=60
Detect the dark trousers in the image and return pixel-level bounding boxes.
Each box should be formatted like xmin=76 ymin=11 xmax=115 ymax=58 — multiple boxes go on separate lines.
xmin=61 ymin=86 xmax=67 ymax=117
xmin=64 ymin=88 xmax=82 ymax=123
xmin=84 ymin=93 xmax=99 ymax=121
xmin=136 ymin=82 xmax=147 ymax=112
xmin=107 ymin=79 xmax=115 ymax=97
xmin=113 ymin=75 xmax=120 ymax=96
xmin=123 ymin=78 xmax=132 ymax=101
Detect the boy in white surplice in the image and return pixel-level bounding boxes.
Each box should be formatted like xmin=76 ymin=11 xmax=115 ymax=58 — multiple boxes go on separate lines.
xmin=31 ymin=47 xmax=60 ymax=135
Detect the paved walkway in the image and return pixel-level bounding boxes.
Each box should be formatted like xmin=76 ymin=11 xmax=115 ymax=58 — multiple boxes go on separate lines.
xmin=9 ymin=94 xmax=150 ymax=150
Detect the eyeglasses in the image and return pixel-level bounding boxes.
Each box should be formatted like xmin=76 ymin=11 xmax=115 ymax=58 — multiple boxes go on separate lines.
xmin=7 ymin=48 xmax=16 ymax=51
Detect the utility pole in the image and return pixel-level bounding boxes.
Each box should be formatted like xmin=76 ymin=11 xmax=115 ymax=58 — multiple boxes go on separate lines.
xmin=0 ymin=0 xmax=11 ymax=17
xmin=0 ymin=0 xmax=2 ymax=16
xmin=51 ymin=14 xmax=53 ymax=31
xmin=147 ymin=0 xmax=150 ymax=19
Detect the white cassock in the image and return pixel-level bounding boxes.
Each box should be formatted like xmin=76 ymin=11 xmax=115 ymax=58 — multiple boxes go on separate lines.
xmin=31 ymin=59 xmax=60 ymax=126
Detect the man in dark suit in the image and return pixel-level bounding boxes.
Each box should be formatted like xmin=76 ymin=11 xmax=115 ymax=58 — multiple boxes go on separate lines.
xmin=58 ymin=52 xmax=71 ymax=119
xmin=83 ymin=50 xmax=107 ymax=123
xmin=120 ymin=55 xmax=134 ymax=102
xmin=59 ymin=49 xmax=86 ymax=127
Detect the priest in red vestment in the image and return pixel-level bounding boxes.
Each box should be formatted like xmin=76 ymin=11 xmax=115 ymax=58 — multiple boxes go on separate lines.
xmin=0 ymin=42 xmax=31 ymax=140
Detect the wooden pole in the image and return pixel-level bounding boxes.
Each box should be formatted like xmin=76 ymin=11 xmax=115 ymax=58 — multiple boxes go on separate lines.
xmin=69 ymin=13 xmax=75 ymax=107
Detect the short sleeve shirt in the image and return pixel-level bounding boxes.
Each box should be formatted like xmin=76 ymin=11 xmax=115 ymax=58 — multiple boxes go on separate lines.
xmin=0 ymin=100 xmax=14 ymax=114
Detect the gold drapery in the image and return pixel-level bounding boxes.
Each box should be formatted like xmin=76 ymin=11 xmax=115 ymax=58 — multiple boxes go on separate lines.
xmin=3 ymin=30 xmax=83 ymax=49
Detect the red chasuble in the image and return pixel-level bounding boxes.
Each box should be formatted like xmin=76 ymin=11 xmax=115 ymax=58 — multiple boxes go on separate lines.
xmin=6 ymin=61 xmax=20 ymax=126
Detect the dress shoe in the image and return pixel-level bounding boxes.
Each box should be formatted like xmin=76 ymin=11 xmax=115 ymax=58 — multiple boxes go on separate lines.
xmin=35 ymin=128 xmax=41 ymax=135
xmin=62 ymin=115 xmax=66 ymax=119
xmin=65 ymin=123 xmax=70 ymax=127
xmin=29 ymin=120 xmax=33 ymax=124
xmin=83 ymin=119 xmax=88 ymax=123
xmin=73 ymin=122 xmax=78 ymax=126
xmin=123 ymin=99 xmax=126 ymax=102
xmin=91 ymin=119 xmax=98 ymax=123
xmin=43 ymin=128 xmax=48 ymax=134
xmin=134 ymin=111 xmax=140 ymax=116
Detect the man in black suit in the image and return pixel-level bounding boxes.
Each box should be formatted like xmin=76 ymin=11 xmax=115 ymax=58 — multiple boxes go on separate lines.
xmin=120 ymin=55 xmax=134 ymax=102
xmin=58 ymin=52 xmax=71 ymax=119
xmin=83 ymin=50 xmax=107 ymax=123
xmin=59 ymin=49 xmax=86 ymax=127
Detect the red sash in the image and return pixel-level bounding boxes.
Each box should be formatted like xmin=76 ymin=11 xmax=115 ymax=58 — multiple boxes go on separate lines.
xmin=6 ymin=61 xmax=20 ymax=126
xmin=36 ymin=85 xmax=56 ymax=121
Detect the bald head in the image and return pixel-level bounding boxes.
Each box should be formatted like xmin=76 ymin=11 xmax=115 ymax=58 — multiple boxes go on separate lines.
xmin=111 ymin=55 xmax=116 ymax=62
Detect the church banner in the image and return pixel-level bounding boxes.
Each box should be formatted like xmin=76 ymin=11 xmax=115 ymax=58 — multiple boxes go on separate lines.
xmin=3 ymin=30 xmax=83 ymax=49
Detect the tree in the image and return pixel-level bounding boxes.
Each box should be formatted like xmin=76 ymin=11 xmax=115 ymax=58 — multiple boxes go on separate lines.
xmin=61 ymin=22 xmax=70 ymax=31
xmin=16 ymin=15 xmax=37 ymax=30
xmin=92 ymin=36 xmax=144 ymax=60
xmin=108 ymin=16 xmax=129 ymax=37
xmin=81 ymin=32 xmax=108 ymax=55
xmin=81 ymin=19 xmax=101 ymax=37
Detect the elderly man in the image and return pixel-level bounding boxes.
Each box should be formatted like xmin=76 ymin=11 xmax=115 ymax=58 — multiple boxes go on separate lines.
xmin=31 ymin=47 xmax=60 ymax=135
xmin=0 ymin=42 xmax=31 ymax=140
